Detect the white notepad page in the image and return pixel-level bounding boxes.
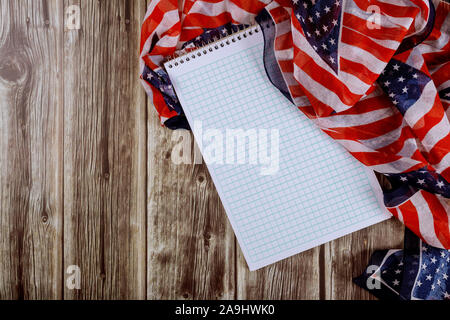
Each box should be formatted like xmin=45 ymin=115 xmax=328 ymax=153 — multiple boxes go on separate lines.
xmin=165 ymin=25 xmax=390 ymax=270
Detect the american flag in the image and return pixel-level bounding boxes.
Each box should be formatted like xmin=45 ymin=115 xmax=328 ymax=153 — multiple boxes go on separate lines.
xmin=140 ymin=1 xmax=450 ymax=250
xmin=355 ymin=230 xmax=450 ymax=300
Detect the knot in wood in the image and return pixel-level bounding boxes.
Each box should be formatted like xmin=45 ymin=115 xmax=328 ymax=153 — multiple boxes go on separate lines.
xmin=0 ymin=54 xmax=29 ymax=85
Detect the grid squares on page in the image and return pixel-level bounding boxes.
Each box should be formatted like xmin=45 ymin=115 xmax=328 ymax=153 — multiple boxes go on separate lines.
xmin=174 ymin=42 xmax=383 ymax=263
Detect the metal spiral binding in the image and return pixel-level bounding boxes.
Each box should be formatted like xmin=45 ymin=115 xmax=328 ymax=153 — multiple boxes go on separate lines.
xmin=165 ymin=22 xmax=274 ymax=69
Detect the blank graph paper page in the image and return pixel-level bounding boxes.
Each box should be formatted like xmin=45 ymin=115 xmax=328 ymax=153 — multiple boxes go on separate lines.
xmin=165 ymin=25 xmax=390 ymax=270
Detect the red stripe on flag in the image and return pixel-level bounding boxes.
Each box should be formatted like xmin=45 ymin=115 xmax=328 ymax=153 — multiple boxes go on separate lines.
xmin=193 ymin=0 xmax=223 ymax=3
xmin=338 ymin=94 xmax=391 ymax=115
xmin=423 ymin=43 xmax=450 ymax=66
xmin=230 ymin=0 xmax=267 ymax=15
xmin=388 ymin=207 xmax=399 ymax=219
xmin=294 ymin=48 xmax=362 ymax=106
xmin=298 ymin=85 xmax=342 ymax=117
xmin=150 ymin=45 xmax=178 ymax=56
xmin=341 ymin=27 xmax=395 ymax=63
xmin=425 ymin=2 xmax=448 ymax=41
xmin=179 ymin=27 xmax=203 ymax=42
xmin=422 ymin=192 xmax=450 ymax=248
xmin=391 ymin=49 xmax=412 ymax=64
xmin=427 ymin=132 xmax=450 ymax=166
xmin=275 ymin=32 xmax=293 ymax=51
xmin=340 ymin=57 xmax=381 ymax=85
xmin=151 ymin=85 xmax=179 ymax=120
xmin=183 ymin=0 xmax=196 ymax=15
xmin=343 ymin=13 xmax=407 ymax=41
xmin=410 ymin=0 xmax=429 ymax=19
xmin=140 ymin=1 xmax=179 ymax=51
xmin=273 ymin=0 xmax=294 ymax=8
xmin=143 ymin=55 xmax=160 ymax=70
xmin=412 ymin=95 xmax=445 ymax=141
xmin=353 ymin=0 xmax=420 ymax=19
xmin=289 ymin=85 xmax=305 ymax=98
xmin=268 ymin=6 xmax=291 ymax=23
xmin=410 ymin=149 xmax=428 ymax=165
xmin=349 ymin=151 xmax=403 ymax=167
xmin=399 ymin=200 xmax=425 ymax=242
xmin=159 ymin=21 xmax=181 ymax=39
xmin=325 ymin=112 xmax=403 ymax=141
xmin=278 ymin=60 xmax=293 ymax=73
xmin=298 ymin=106 xmax=318 ymax=119
xmin=430 ymin=62 xmax=450 ymax=88
xmin=183 ymin=12 xmax=232 ymax=28
xmin=440 ymin=167 xmax=450 ymax=183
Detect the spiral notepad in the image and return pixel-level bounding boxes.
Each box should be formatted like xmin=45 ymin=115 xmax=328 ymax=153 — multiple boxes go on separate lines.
xmin=165 ymin=25 xmax=390 ymax=270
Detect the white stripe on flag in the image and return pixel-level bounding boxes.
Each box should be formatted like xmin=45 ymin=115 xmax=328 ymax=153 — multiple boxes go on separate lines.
xmin=404 ymin=81 xmax=437 ymax=128
xmin=411 ymin=191 xmax=444 ymax=248
xmin=313 ymin=108 xmax=397 ymax=128
xmin=422 ymin=114 xmax=450 ymax=151
xmin=293 ymin=64 xmax=352 ymax=112
xmin=368 ymin=157 xmax=422 ymax=173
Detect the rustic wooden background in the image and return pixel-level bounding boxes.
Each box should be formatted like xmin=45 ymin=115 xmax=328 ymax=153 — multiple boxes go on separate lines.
xmin=0 ymin=0 xmax=405 ymax=300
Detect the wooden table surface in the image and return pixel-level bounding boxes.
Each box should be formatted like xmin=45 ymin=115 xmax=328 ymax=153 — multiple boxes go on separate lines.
xmin=0 ymin=0 xmax=405 ymax=300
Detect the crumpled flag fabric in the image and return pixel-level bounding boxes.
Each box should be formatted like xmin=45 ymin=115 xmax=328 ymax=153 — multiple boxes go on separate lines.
xmin=354 ymin=229 xmax=450 ymax=300
xmin=140 ymin=0 xmax=450 ymax=248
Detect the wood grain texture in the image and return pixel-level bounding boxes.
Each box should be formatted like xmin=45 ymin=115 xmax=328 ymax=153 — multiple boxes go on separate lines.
xmin=0 ymin=0 xmax=64 ymax=299
xmin=324 ymin=219 xmax=404 ymax=299
xmin=0 ymin=0 xmax=409 ymax=300
xmin=236 ymin=248 xmax=321 ymax=299
xmin=146 ymin=0 xmax=235 ymax=300
xmin=147 ymin=119 xmax=236 ymax=299
xmin=63 ymin=0 xmax=147 ymax=299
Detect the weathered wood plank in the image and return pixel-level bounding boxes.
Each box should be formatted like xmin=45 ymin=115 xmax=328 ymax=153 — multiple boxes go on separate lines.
xmin=147 ymin=118 xmax=236 ymax=299
xmin=146 ymin=0 xmax=235 ymax=300
xmin=324 ymin=218 xmax=404 ymax=300
xmin=63 ymin=0 xmax=147 ymax=299
xmin=236 ymin=247 xmax=321 ymax=299
xmin=145 ymin=0 xmax=235 ymax=300
xmin=0 ymin=0 xmax=64 ymax=299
